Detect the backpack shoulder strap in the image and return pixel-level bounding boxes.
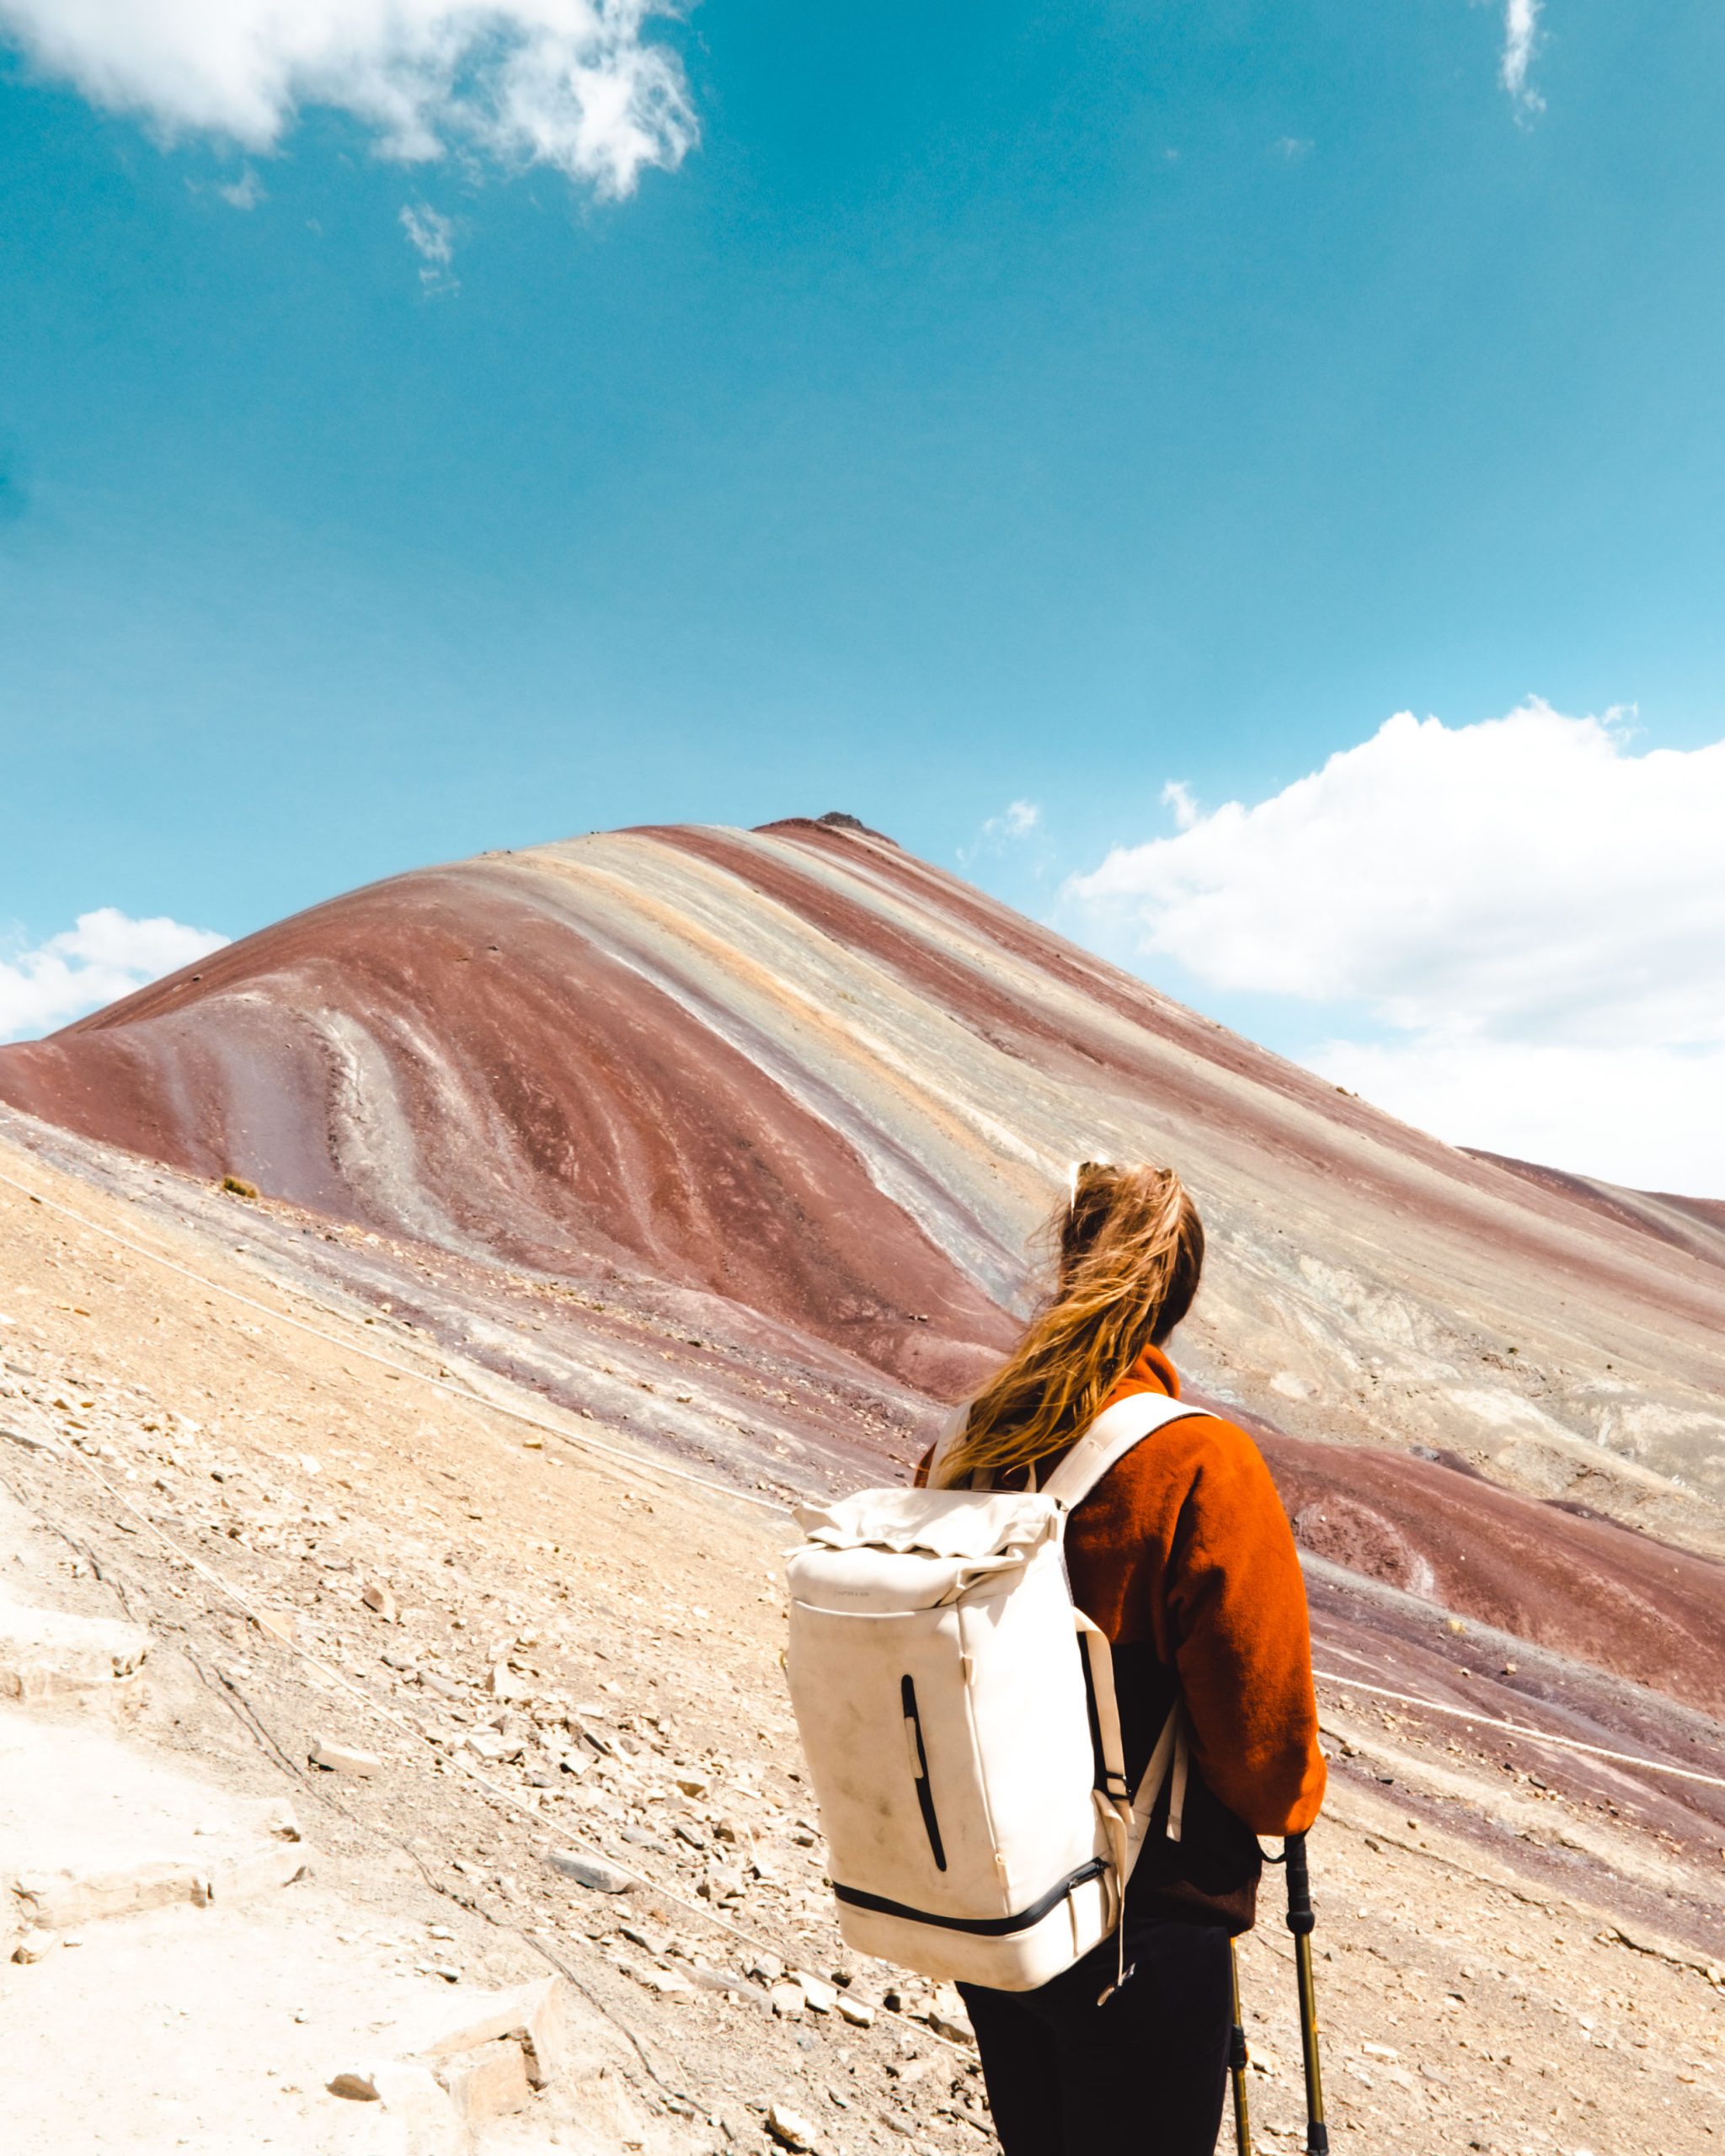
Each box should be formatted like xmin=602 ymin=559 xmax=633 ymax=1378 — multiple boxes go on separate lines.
xmin=1041 ymin=1393 xmax=1215 ymax=1512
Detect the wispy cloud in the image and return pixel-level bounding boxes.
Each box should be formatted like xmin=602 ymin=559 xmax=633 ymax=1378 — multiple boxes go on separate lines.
xmin=0 ymin=909 xmax=228 ymax=1043
xmin=0 ymin=0 xmax=697 ymax=199
xmin=1066 ymin=704 xmax=1725 ymax=1194
xmin=992 ymin=800 xmax=1042 ymax=841
xmin=1274 ymin=136 xmax=1313 ymax=161
xmin=216 ymin=167 xmax=264 ymax=210
xmin=959 ymin=799 xmax=1046 ymax=872
xmin=400 ymin=202 xmax=458 ymax=294
xmin=1500 ymin=0 xmax=1545 ymax=115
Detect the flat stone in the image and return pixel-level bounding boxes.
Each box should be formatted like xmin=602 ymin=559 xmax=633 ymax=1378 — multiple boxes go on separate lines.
xmin=205 ymin=1840 xmax=307 ymax=1903
xmin=0 ymin=1599 xmax=149 ymax=1702
xmin=836 ymin=1995 xmax=876 ymax=2027
xmin=11 ymin=1929 xmax=56 ymax=1963
xmin=361 ymin=1582 xmax=398 ymax=1622
xmin=462 ymin=1731 xmax=523 ymax=1764
xmin=546 ymin=1849 xmax=633 ymax=1894
xmin=308 ymin=1738 xmax=381 ymax=1775
xmin=1 ymin=1421 xmax=63 ymax=1457
xmin=419 ymin=1975 xmax=569 ymax=2088
xmin=770 ymin=1981 xmax=806 ymax=2020
xmin=433 ymin=2036 xmax=531 ymax=2126
xmin=767 ymin=2100 xmax=820 ymax=2150
xmin=13 ymin=1861 xmax=207 ymax=1929
xmin=793 ymin=1971 xmax=837 ymax=2014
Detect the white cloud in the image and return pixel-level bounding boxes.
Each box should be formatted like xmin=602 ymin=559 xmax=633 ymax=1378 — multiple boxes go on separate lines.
xmin=1066 ymin=704 xmax=1725 ymax=1194
xmin=1501 ymin=0 xmax=1544 ymax=115
xmin=1311 ymin=1036 xmax=1725 ymax=1198
xmin=959 ymin=799 xmax=1044 ymax=868
xmin=216 ymin=166 xmax=264 ymax=209
xmin=401 ymin=204 xmax=454 ymax=266
xmin=0 ymin=910 xmax=228 ymax=1043
xmin=0 ymin=0 xmax=696 ymax=198
xmin=401 ymin=201 xmax=458 ymax=291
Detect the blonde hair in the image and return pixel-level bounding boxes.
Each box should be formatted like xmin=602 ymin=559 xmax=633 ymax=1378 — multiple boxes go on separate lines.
xmin=934 ymin=1161 xmax=1204 ymax=1489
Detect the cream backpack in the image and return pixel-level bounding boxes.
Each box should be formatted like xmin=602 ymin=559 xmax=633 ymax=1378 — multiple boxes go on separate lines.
xmin=784 ymin=1393 xmax=1212 ymax=1992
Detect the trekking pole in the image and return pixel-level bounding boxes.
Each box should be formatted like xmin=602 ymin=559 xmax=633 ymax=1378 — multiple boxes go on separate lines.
xmin=1284 ymin=1833 xmax=1327 ymax=2155
xmin=1227 ymin=1940 xmax=1253 ymax=2156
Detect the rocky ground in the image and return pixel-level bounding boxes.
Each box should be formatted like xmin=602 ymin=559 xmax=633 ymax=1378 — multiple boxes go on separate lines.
xmin=3 ymin=1131 xmax=1722 ymax=2155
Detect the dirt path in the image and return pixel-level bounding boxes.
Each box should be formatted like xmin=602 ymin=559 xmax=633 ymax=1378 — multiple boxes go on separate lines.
xmin=3 ymin=1131 xmax=1722 ymax=2154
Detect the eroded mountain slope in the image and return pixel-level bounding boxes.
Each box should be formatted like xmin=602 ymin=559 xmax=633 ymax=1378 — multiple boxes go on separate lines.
xmin=2 ymin=814 xmax=1722 ymax=1566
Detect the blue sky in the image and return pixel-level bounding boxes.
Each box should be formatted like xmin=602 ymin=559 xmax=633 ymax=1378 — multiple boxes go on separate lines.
xmin=3 ymin=1 xmax=1723 ymax=1191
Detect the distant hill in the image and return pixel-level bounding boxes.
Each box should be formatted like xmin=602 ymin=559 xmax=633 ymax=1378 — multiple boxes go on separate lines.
xmin=3 ymin=814 xmax=1722 ymax=1547
xmin=3 ymin=813 xmax=1723 ymax=1633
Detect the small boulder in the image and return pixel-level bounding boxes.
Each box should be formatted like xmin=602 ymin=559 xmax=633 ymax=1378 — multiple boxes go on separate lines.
xmin=419 ymin=1975 xmax=569 ymax=2089
xmin=14 ymin=1862 xmax=206 ymax=1929
xmin=546 ymin=1849 xmax=633 ymax=1894
xmin=767 ymin=2101 xmax=820 ymax=2150
xmin=206 ymin=1841 xmax=307 ymax=1903
xmin=793 ymin=1972 xmax=837 ymax=2015
xmin=433 ymin=2036 xmax=531 ymax=2126
xmin=0 ymin=1600 xmax=149 ymax=1702
xmin=309 ymin=1739 xmax=381 ymax=1776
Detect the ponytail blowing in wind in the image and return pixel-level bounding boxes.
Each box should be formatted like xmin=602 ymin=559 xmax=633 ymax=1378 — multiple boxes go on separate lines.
xmin=934 ymin=1161 xmax=1205 ymax=1489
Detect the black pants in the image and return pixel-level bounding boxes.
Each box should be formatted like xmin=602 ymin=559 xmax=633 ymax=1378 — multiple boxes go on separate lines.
xmin=959 ymin=1916 xmax=1233 ymax=2155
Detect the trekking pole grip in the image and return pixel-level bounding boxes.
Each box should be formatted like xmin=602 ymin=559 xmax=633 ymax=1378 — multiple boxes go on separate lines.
xmin=1284 ymin=1833 xmax=1315 ymax=1936
xmin=1283 ymin=1833 xmax=1327 ymax=2156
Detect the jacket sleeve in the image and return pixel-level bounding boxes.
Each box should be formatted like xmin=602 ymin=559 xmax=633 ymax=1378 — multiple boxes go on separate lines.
xmin=1164 ymin=1427 xmax=1327 ymax=1837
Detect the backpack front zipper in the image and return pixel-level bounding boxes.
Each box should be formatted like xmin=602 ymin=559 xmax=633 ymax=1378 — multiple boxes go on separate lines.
xmin=900 ymin=1674 xmax=948 ymax=1870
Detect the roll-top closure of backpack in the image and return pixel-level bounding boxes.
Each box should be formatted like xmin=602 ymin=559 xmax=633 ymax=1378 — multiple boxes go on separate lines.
xmin=793 ymin=1487 xmax=1060 ymax=1562
xmin=788 ymin=1490 xmax=1060 ymax=1614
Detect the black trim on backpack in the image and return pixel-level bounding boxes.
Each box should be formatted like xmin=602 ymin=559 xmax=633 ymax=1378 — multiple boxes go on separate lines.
xmin=901 ymin=1675 xmax=948 ymax=1871
xmin=1075 ymin=1632 xmax=1129 ymax=1801
xmin=832 ymin=1857 xmax=1109 ymax=1935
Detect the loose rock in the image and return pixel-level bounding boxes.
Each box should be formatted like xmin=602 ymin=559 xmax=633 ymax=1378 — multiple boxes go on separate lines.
xmin=433 ymin=2036 xmax=531 ymax=2126
xmin=546 ymin=1848 xmax=633 ymax=1894
xmin=14 ymin=1861 xmax=207 ymax=1928
xmin=793 ymin=1971 xmax=837 ymax=2014
xmin=0 ymin=1599 xmax=149 ymax=1701
xmin=309 ymin=1738 xmax=382 ymax=1775
xmin=766 ymin=2100 xmax=820 ymax=2150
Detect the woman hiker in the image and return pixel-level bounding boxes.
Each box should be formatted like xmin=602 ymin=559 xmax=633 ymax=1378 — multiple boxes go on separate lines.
xmin=924 ymin=1160 xmax=1326 ymax=2156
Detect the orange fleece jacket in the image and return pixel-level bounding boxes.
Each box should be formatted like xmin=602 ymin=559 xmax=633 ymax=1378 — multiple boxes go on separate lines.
xmin=1059 ymin=1345 xmax=1325 ymax=1838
